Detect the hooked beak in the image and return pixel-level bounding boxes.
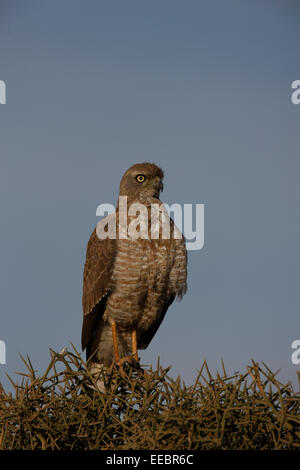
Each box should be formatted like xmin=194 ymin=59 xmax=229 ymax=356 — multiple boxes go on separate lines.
xmin=152 ymin=176 xmax=163 ymax=197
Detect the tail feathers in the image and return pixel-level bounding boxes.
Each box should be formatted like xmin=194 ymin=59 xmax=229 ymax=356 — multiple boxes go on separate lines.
xmin=86 ymin=363 xmax=107 ymax=393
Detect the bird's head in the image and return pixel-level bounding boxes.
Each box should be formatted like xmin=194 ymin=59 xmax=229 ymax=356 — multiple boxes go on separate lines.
xmin=119 ymin=162 xmax=164 ymax=202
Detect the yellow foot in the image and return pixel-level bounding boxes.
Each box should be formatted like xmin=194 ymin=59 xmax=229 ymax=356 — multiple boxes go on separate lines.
xmin=107 ymin=355 xmax=140 ymax=377
xmin=117 ymin=355 xmax=140 ymax=366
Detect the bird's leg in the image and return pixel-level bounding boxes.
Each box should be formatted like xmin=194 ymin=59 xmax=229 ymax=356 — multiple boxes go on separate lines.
xmin=132 ymin=328 xmax=138 ymax=361
xmin=115 ymin=329 xmax=139 ymax=366
xmin=111 ymin=319 xmax=120 ymax=363
xmin=108 ymin=321 xmax=139 ymax=377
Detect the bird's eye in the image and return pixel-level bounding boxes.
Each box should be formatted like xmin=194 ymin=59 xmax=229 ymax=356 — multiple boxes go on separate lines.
xmin=136 ymin=174 xmax=145 ymax=183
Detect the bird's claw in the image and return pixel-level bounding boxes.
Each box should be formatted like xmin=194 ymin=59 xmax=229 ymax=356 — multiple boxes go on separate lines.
xmin=107 ymin=355 xmax=140 ymax=377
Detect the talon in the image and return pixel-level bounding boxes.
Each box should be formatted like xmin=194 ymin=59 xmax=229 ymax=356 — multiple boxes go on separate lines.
xmin=118 ymin=355 xmax=139 ymax=366
xmin=107 ymin=355 xmax=140 ymax=377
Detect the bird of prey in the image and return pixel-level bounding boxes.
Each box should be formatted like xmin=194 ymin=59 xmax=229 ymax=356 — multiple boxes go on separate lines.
xmin=81 ymin=162 xmax=187 ymax=386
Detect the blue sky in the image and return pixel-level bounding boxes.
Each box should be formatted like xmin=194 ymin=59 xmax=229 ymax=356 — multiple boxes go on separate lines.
xmin=0 ymin=0 xmax=300 ymax=390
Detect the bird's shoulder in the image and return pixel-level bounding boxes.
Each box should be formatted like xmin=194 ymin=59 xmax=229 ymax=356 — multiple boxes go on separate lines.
xmin=82 ymin=226 xmax=117 ymax=316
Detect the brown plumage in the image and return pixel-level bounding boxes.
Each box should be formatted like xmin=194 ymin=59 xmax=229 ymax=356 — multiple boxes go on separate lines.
xmin=81 ymin=162 xmax=187 ymax=379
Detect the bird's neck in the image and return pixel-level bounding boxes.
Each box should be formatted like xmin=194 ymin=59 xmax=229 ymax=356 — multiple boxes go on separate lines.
xmin=116 ymin=194 xmax=162 ymax=210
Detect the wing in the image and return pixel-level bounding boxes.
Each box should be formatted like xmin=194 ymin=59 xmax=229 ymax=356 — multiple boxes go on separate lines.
xmin=81 ymin=226 xmax=116 ymax=351
xmin=139 ymin=227 xmax=188 ymax=350
xmin=139 ymin=295 xmax=175 ymax=349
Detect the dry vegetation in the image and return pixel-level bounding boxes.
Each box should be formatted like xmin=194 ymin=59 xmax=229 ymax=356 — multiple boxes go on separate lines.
xmin=0 ymin=347 xmax=300 ymax=450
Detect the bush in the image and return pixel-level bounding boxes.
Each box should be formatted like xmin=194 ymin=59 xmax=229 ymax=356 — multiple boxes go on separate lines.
xmin=0 ymin=347 xmax=299 ymax=450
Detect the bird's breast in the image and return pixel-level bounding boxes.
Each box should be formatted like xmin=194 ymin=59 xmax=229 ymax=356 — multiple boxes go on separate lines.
xmin=104 ymin=237 xmax=175 ymax=329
